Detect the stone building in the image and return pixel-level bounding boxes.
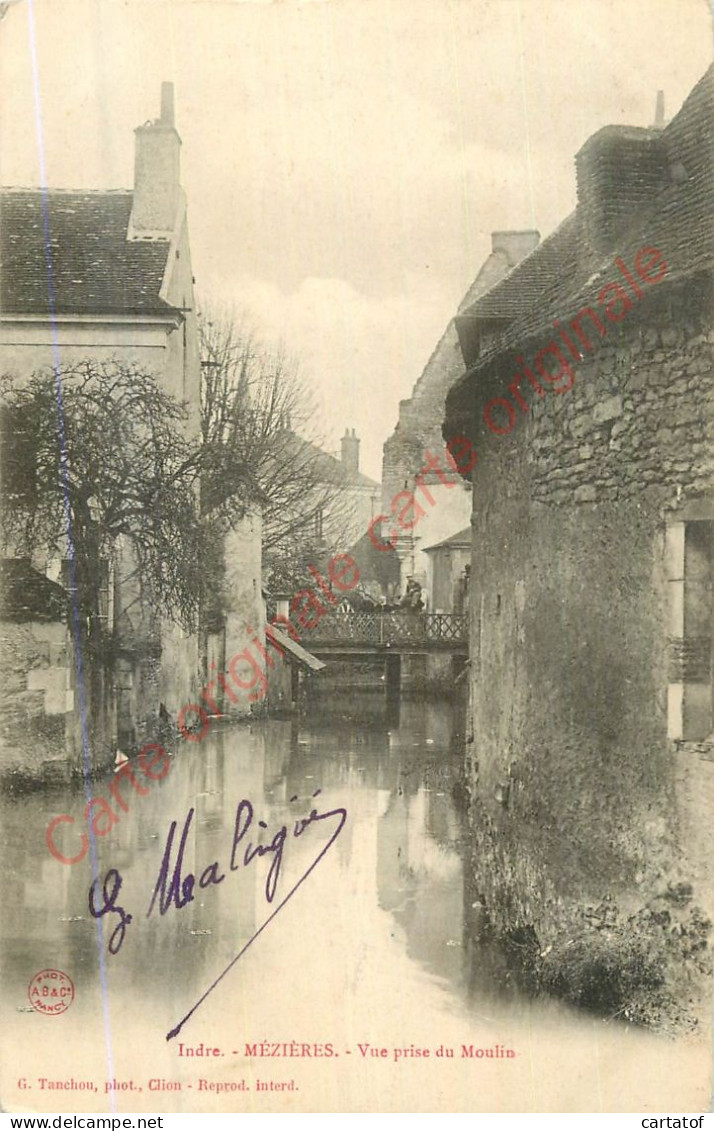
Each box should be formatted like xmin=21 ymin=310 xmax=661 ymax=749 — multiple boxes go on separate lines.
xmin=443 ymin=67 xmax=714 ymax=1027
xmin=380 ymin=230 xmax=539 ymax=596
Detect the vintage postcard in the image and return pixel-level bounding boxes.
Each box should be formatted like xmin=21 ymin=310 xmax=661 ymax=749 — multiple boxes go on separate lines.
xmin=0 ymin=0 xmax=712 ymax=1116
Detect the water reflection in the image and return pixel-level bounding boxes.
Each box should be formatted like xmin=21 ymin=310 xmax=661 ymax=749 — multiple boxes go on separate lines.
xmin=0 ymin=690 xmax=708 ymax=1113
xmin=297 ymin=690 xmax=468 ymax=990
xmin=1 ymin=692 xmax=470 ymax=1037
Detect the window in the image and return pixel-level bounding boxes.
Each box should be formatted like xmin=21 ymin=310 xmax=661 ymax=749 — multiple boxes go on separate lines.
xmin=666 ymin=518 xmax=713 ymax=740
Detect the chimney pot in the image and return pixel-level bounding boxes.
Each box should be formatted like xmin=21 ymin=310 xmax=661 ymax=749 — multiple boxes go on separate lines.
xmin=653 ymin=90 xmax=666 ymax=130
xmin=490 ymin=230 xmax=540 ymax=263
xmin=161 ymin=82 xmax=175 ymax=127
xmin=341 ymin=429 xmax=360 ymax=473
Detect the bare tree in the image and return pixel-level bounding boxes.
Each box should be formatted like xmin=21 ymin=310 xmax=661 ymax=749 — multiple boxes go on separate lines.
xmin=199 ymin=308 xmax=356 ymax=585
xmin=0 ymin=361 xmax=205 ymax=646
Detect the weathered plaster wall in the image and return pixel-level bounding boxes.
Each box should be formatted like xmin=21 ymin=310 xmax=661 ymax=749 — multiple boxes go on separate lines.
xmin=379 ymin=478 xmax=472 ymax=590
xmin=427 ymin=543 xmax=471 ymax=612
xmin=162 ymin=208 xmax=202 ymax=434
xmin=221 ymin=507 xmax=266 ymax=718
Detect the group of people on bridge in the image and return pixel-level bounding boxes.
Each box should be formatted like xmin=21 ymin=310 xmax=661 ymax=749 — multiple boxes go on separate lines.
xmin=337 ymin=577 xmax=425 ymax=615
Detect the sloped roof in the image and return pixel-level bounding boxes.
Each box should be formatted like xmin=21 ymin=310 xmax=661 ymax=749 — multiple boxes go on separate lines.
xmin=0 ymin=190 xmax=174 ymax=317
xmin=456 ymin=231 xmax=541 ymax=315
xmin=459 ymin=214 xmax=581 ymax=327
xmin=267 ymin=624 xmax=326 ymax=671
xmin=423 ymin=527 xmax=472 ymax=553
xmin=276 ymin=428 xmax=380 ymax=490
xmin=451 ymin=64 xmax=714 ymax=377
xmin=0 ymin=559 xmax=68 ymax=623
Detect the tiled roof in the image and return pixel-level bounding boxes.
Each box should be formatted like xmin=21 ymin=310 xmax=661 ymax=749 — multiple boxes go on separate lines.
xmin=451 ymin=64 xmax=714 ymax=377
xmin=0 ymin=190 xmax=174 ymax=317
xmin=457 ymin=232 xmax=543 ymax=317
xmin=458 ymin=214 xmax=582 ymax=328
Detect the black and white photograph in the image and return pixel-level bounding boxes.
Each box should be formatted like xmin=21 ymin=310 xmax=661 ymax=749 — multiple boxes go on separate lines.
xmin=0 ymin=0 xmax=712 ymax=1116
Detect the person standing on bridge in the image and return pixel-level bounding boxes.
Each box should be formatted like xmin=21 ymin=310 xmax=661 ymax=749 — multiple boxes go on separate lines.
xmin=400 ymin=577 xmax=424 ymax=611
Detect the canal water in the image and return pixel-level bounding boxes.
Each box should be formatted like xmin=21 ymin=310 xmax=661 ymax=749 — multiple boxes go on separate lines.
xmin=0 ymin=691 xmax=708 ymax=1113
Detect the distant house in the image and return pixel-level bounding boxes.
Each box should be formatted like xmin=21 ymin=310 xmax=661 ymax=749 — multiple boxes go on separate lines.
xmin=443 ymin=67 xmax=714 ymax=1026
xmin=262 ymin=424 xmax=380 ymax=595
xmin=273 ymin=425 xmax=380 ymax=552
xmin=423 ymin=527 xmax=471 ymax=614
xmin=260 ymin=426 xmax=382 ymax=704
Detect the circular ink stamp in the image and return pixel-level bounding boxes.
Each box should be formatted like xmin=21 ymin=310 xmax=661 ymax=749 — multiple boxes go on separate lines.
xmin=28 ymin=969 xmax=75 ymax=1016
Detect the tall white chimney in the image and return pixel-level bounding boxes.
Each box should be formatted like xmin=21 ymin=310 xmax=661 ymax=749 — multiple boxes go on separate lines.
xmin=129 ymin=82 xmax=181 ymax=237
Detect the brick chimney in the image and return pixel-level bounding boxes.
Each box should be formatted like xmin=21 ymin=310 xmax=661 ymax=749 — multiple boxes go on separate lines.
xmin=576 ymin=125 xmax=666 ymax=253
xmin=340 ymin=428 xmax=360 ymax=474
xmin=129 ymin=82 xmax=181 ymax=237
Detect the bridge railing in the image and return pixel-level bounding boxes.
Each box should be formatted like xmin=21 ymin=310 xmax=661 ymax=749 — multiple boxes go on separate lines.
xmin=301 ymin=609 xmax=467 ymax=646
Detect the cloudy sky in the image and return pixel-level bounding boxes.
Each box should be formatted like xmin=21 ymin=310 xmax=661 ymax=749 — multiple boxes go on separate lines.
xmin=1 ymin=0 xmax=712 ymax=477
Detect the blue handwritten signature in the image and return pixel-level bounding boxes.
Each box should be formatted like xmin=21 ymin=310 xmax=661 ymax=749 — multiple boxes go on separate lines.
xmin=88 ymin=790 xmax=347 ymax=1040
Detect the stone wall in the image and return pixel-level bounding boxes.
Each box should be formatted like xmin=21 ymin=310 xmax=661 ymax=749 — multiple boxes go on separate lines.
xmin=0 ymin=621 xmax=71 ymax=778
xmin=526 ymin=326 xmax=712 ymax=510
xmin=382 ymin=322 xmax=467 ymax=506
xmin=463 ymin=281 xmax=713 ymax=1029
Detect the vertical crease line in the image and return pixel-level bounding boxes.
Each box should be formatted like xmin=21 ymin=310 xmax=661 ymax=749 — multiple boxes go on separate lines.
xmin=516 ymin=1 xmax=537 ymax=232
xmin=26 ymin=0 xmax=117 ymax=1106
